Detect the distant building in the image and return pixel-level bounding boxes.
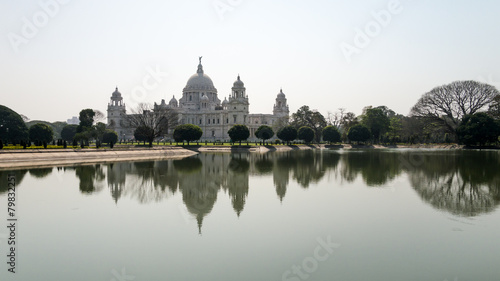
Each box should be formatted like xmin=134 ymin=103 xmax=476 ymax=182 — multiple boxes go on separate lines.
xmin=107 ymin=58 xmax=290 ymax=140
xmin=66 ymin=116 xmax=79 ymax=125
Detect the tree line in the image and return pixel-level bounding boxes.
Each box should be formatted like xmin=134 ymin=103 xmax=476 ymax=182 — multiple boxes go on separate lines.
xmin=1 ymin=80 xmax=499 ymax=148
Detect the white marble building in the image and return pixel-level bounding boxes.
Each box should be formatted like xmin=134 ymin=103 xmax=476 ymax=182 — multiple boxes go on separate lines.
xmin=107 ymin=58 xmax=290 ymax=141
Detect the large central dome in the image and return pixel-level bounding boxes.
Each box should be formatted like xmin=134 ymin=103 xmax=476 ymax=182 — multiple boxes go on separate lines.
xmin=183 ymin=59 xmax=217 ymax=93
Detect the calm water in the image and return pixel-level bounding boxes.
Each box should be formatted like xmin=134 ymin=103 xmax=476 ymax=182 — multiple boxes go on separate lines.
xmin=1 ymin=149 xmax=500 ymax=281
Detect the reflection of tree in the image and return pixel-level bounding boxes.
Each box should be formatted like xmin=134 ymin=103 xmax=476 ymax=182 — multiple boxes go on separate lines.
xmin=291 ymin=150 xmax=325 ymax=188
xmin=405 ymin=151 xmax=500 ymax=216
xmin=0 ymin=170 xmax=27 ymax=194
xmin=270 ymin=150 xmax=340 ymax=199
xmin=28 ymin=168 xmax=53 ymax=178
xmin=75 ymin=165 xmax=105 ymax=194
xmin=254 ymin=155 xmax=274 ymax=175
xmin=173 ymin=157 xmax=202 ymax=173
xmin=340 ymin=151 xmax=401 ymax=186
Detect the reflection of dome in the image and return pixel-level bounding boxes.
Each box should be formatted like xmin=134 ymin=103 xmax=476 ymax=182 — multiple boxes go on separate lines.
xmin=183 ymin=61 xmax=217 ymax=92
xmin=112 ymin=87 xmax=122 ymax=98
xmin=233 ymin=75 xmax=244 ymax=88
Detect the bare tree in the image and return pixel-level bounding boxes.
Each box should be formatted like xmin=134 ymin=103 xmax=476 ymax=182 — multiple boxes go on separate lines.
xmin=127 ymin=103 xmax=179 ymax=146
xmin=410 ymin=81 xmax=499 ymax=132
xmin=93 ymin=110 xmax=106 ymax=124
xmin=327 ymin=108 xmax=346 ymax=128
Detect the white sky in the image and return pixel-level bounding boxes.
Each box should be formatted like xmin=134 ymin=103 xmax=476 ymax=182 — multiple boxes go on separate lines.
xmin=1 ymin=0 xmax=499 ymax=122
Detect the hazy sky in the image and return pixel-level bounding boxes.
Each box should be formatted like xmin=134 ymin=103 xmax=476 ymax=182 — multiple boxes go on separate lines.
xmin=1 ymin=0 xmax=499 ymax=122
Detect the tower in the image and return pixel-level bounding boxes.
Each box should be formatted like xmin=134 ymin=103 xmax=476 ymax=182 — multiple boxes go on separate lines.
xmin=228 ymin=75 xmax=249 ymax=125
xmin=273 ymin=88 xmax=289 ymax=118
xmin=107 ymin=87 xmax=127 ymax=139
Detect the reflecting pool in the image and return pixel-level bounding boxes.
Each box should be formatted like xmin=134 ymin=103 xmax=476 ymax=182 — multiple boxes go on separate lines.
xmin=1 ymin=149 xmax=499 ymax=281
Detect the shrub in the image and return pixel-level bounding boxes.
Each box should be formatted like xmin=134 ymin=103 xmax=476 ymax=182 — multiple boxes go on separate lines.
xmin=255 ymin=125 xmax=274 ymax=143
xmin=348 ymin=124 xmax=371 ymax=144
xmin=322 ymin=126 xmax=341 ymax=144
xmin=277 ymin=126 xmax=297 ymax=145
xmin=297 ymin=126 xmax=315 ymax=144
xmin=29 ymin=123 xmax=53 ymax=143
xmin=228 ymin=124 xmax=250 ymax=145
xmin=173 ymin=124 xmax=203 ymax=145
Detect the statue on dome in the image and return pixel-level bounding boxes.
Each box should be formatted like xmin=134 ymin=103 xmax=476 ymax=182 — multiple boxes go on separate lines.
xmin=199 ymin=56 xmax=203 ymax=64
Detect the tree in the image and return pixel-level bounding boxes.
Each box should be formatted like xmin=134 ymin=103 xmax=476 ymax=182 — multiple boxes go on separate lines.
xmin=297 ymin=126 xmax=315 ymax=144
xmin=277 ymin=125 xmax=297 ymax=145
xmin=456 ymin=112 xmax=500 ymax=146
xmin=290 ymin=105 xmax=327 ymax=143
xmin=77 ymin=109 xmax=95 ymax=132
xmin=411 ymin=81 xmax=499 ymax=133
xmin=93 ymin=122 xmax=107 ymax=141
xmin=326 ymin=108 xmax=346 ymax=128
xmin=102 ymin=129 xmax=118 ymax=144
xmin=255 ymin=125 xmax=274 ymax=143
xmin=128 ymin=103 xmax=179 ymax=147
xmin=134 ymin=125 xmax=154 ymax=145
xmin=0 ymin=105 xmax=29 ymax=143
xmin=25 ymin=120 xmax=65 ymax=140
xmin=29 ymin=123 xmax=54 ymax=143
xmin=348 ymin=124 xmax=370 ymax=144
xmin=93 ymin=110 xmax=106 ymax=124
xmin=228 ymin=124 xmax=250 ymax=145
xmin=61 ymin=124 xmax=78 ymax=141
xmin=361 ymin=107 xmax=390 ymax=143
xmin=322 ymin=126 xmax=341 ymax=144
xmin=339 ymin=111 xmax=358 ymax=142
xmin=387 ymin=115 xmax=403 ymax=143
xmin=173 ymin=124 xmax=203 ymax=145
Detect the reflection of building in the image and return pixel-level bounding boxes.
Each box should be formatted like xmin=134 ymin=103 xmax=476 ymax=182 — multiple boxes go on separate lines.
xmin=107 ymin=58 xmax=290 ymax=140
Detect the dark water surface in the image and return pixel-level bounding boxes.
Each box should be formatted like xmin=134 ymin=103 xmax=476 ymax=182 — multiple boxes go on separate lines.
xmin=1 ymin=149 xmax=499 ymax=281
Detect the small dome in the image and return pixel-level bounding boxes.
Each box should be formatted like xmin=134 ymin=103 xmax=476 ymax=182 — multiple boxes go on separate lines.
xmin=277 ymin=88 xmax=286 ymax=98
xmin=233 ymin=75 xmax=244 ymax=88
xmin=169 ymin=95 xmax=178 ymax=104
xmin=201 ymin=94 xmax=209 ymax=101
xmin=112 ymin=87 xmax=122 ymax=97
xmin=222 ymin=97 xmax=228 ymax=104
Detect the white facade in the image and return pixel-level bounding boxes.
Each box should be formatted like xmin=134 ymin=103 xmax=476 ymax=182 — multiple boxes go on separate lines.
xmin=107 ymin=58 xmax=290 ymax=141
